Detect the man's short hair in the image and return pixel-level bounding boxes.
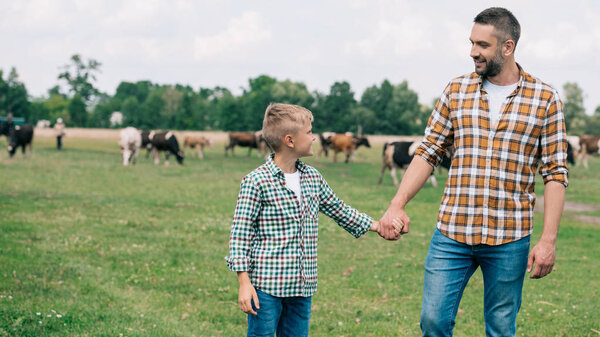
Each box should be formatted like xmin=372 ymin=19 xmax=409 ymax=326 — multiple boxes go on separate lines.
xmin=474 ymin=7 xmax=521 ymax=47
xmin=262 ymin=103 xmax=313 ymax=152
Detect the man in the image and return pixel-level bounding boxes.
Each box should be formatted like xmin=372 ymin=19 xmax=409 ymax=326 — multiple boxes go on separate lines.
xmin=54 ymin=117 xmax=66 ymax=150
xmin=377 ymin=7 xmax=568 ymax=337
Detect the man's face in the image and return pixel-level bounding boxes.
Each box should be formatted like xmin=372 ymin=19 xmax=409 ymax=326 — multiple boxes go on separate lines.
xmin=469 ymin=23 xmax=504 ymax=77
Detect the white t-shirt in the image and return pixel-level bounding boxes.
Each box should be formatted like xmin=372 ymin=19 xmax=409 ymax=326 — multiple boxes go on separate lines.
xmin=483 ymin=79 xmax=518 ymax=126
xmin=284 ymin=171 xmax=302 ymax=207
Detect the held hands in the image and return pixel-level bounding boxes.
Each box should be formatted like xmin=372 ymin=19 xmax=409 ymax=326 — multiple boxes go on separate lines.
xmin=377 ymin=207 xmax=411 ymax=240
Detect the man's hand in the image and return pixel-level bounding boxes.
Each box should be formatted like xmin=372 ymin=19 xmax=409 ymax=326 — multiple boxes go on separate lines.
xmin=378 ymin=206 xmax=410 ymax=240
xmin=237 ymin=272 xmax=259 ymax=315
xmin=527 ymin=240 xmax=556 ymax=279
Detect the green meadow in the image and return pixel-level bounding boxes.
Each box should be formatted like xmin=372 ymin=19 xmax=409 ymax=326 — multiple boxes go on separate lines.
xmin=1 ymin=135 xmax=598 ymax=337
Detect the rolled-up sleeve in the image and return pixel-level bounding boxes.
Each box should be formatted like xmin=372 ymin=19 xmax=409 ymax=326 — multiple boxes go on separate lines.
xmin=415 ymin=83 xmax=455 ymax=168
xmin=318 ymin=175 xmax=372 ymax=238
xmin=225 ymin=176 xmax=260 ymax=271
xmin=538 ymin=91 xmax=569 ymax=187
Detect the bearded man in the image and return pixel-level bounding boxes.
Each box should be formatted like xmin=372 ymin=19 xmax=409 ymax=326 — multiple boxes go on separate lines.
xmin=377 ymin=7 xmax=569 ymax=337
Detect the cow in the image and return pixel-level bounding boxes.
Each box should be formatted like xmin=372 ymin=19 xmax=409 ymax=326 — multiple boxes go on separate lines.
xmin=139 ymin=130 xmax=154 ymax=158
xmin=150 ymin=131 xmax=184 ymax=165
xmin=225 ymin=131 xmax=268 ymax=157
xmin=577 ymin=135 xmax=600 ymax=169
xmin=118 ymin=127 xmax=142 ymax=166
xmin=318 ymin=132 xmax=358 ymax=158
xmin=378 ymin=141 xmax=452 ymax=188
xmin=328 ymin=133 xmax=371 ymax=163
xmin=1 ymin=121 xmax=34 ymax=158
xmin=317 ymin=131 xmax=337 ymax=158
xmin=566 ymin=141 xmax=575 ymax=166
xmin=183 ymin=134 xmax=213 ymax=159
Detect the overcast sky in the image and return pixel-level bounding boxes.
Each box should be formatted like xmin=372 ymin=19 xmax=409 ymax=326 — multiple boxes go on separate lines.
xmin=2 ymin=0 xmax=599 ymax=114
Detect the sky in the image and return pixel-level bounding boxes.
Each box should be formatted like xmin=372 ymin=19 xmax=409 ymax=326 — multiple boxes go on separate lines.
xmin=2 ymin=0 xmax=599 ymax=114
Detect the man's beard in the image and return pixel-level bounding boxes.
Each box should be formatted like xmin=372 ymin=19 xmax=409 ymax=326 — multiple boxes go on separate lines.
xmin=475 ymin=49 xmax=504 ymax=77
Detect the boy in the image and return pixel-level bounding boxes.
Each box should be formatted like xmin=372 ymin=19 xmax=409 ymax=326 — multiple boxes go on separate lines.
xmin=225 ymin=103 xmax=400 ymax=336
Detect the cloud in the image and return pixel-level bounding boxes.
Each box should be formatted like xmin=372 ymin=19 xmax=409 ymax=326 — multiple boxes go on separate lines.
xmin=348 ymin=18 xmax=433 ymax=58
xmin=193 ymin=11 xmax=272 ymax=60
xmin=522 ymin=21 xmax=600 ymax=63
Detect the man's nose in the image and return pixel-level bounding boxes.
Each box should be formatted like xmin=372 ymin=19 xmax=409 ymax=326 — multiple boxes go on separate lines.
xmin=470 ymin=45 xmax=479 ymax=58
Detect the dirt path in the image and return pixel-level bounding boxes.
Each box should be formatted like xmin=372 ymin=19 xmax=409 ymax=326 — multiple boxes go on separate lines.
xmin=535 ymin=199 xmax=600 ymax=225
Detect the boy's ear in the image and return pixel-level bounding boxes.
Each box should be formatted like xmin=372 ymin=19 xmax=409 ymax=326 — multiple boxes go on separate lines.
xmin=283 ymin=134 xmax=294 ymax=148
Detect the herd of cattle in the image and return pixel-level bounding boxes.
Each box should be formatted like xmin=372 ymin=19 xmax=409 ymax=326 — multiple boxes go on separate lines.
xmin=114 ymin=127 xmax=600 ymax=186
xmin=1 ymin=118 xmax=600 ymax=186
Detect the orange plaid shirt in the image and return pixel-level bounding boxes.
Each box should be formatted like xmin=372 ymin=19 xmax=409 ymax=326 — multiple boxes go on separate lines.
xmin=415 ymin=65 xmax=568 ymax=245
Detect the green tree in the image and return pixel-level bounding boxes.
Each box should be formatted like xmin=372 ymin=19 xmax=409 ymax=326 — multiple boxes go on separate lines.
xmin=317 ymin=81 xmax=357 ymax=132
xmin=140 ymin=90 xmax=164 ymax=129
xmin=562 ymin=82 xmax=587 ymax=135
xmin=89 ymin=96 xmax=118 ymax=128
xmin=0 ymin=68 xmax=31 ymax=121
xmin=389 ymin=80 xmax=422 ymax=135
xmin=242 ymin=75 xmax=278 ymax=131
xmin=161 ymin=86 xmax=183 ymax=128
xmin=43 ymin=94 xmax=70 ymax=123
xmin=58 ymin=54 xmax=102 ymax=102
xmin=122 ymin=96 xmax=142 ymax=127
xmin=584 ymin=106 xmax=600 ymax=135
xmin=215 ymin=88 xmax=244 ymax=131
xmin=68 ymin=94 xmax=87 ymax=126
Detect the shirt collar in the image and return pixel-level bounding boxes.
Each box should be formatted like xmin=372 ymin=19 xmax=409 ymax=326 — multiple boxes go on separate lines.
xmin=476 ymin=63 xmax=526 ymax=97
xmin=265 ymin=153 xmax=307 ymax=178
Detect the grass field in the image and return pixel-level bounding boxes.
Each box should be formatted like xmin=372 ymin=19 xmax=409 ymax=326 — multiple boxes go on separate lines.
xmin=1 ymin=135 xmax=599 ymax=336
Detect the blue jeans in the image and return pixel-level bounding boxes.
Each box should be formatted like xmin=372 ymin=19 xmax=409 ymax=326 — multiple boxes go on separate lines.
xmin=247 ymin=289 xmax=312 ymax=337
xmin=420 ymin=228 xmax=530 ymax=337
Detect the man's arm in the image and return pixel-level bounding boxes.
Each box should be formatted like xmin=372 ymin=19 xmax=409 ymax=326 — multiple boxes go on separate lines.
xmin=378 ymin=156 xmax=434 ymax=240
xmin=527 ymin=181 xmax=565 ymax=279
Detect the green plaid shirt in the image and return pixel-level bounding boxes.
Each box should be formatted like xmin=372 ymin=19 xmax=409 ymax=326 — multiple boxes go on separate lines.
xmin=226 ymin=155 xmax=373 ymax=297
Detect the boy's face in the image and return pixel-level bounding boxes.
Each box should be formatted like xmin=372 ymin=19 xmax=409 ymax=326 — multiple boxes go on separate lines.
xmin=292 ymin=121 xmax=316 ymax=157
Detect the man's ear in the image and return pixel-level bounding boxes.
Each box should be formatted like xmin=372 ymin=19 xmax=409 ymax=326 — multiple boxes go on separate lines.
xmin=503 ymin=39 xmax=515 ymax=56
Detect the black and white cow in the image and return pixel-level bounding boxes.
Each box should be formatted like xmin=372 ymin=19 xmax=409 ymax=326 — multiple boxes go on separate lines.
xmin=1 ymin=121 xmax=34 ymax=157
xmin=139 ymin=130 xmax=154 ymax=158
xmin=378 ymin=141 xmax=451 ymax=187
xmin=150 ymin=131 xmax=184 ymax=165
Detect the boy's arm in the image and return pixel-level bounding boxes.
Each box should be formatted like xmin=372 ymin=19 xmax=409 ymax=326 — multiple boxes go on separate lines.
xmin=318 ymin=175 xmax=373 ymax=238
xmin=226 ymin=177 xmax=262 ymax=314
xmin=226 ymin=176 xmax=260 ymax=273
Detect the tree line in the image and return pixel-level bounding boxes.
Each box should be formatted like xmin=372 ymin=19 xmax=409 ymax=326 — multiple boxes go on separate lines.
xmin=1 ymin=54 xmax=599 ymax=135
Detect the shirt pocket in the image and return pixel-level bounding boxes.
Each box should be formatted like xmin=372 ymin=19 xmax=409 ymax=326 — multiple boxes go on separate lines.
xmin=304 ymin=193 xmax=320 ymax=219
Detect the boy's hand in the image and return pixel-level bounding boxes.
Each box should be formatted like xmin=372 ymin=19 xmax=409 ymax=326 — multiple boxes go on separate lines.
xmin=237 ymin=272 xmax=259 ymax=315
xmin=239 ymin=282 xmax=259 ymax=315
xmin=370 ymin=220 xmax=380 ymax=232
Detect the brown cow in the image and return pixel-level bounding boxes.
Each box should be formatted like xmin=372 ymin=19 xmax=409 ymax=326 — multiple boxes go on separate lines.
xmin=577 ymin=135 xmax=600 ymax=168
xmin=225 ymin=131 xmax=268 ymax=157
xmin=329 ymin=134 xmax=371 ymax=163
xmin=183 ymin=134 xmax=212 ymax=159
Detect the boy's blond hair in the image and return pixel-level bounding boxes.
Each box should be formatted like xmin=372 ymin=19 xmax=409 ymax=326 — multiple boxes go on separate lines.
xmin=262 ymin=103 xmax=314 ymax=152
